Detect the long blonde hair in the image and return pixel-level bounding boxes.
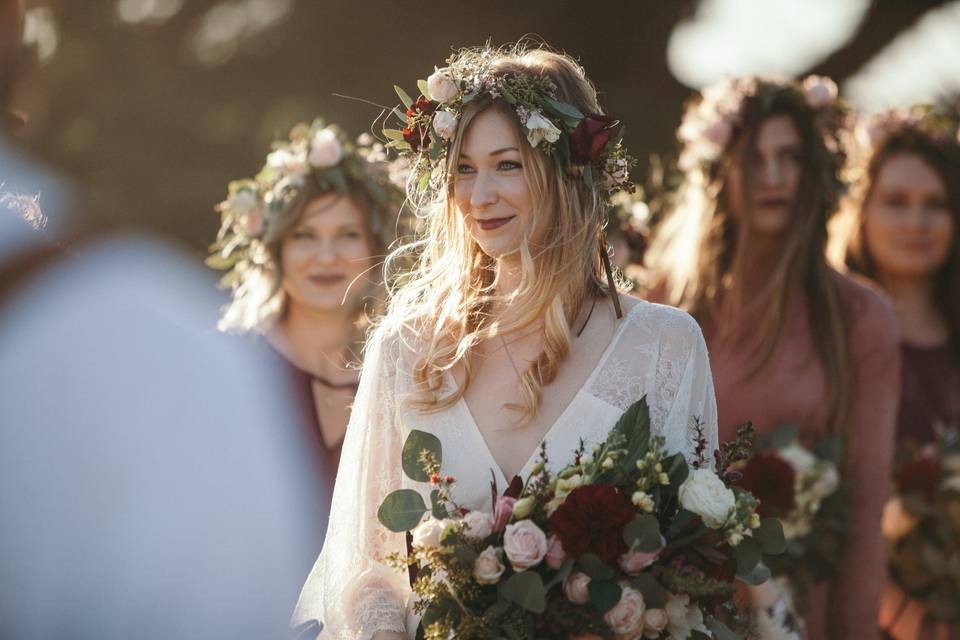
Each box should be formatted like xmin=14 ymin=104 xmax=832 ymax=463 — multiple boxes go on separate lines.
xmin=645 ymin=77 xmax=855 ymax=435
xmin=380 ymin=45 xmax=615 ymax=421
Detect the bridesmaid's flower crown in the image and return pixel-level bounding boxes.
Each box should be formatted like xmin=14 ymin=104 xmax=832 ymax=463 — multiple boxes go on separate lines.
xmin=677 ymin=75 xmax=850 ymax=174
xmin=855 ymin=101 xmax=960 ymax=153
xmin=383 ymin=44 xmax=636 ymax=203
xmin=206 ymin=119 xmax=405 ymax=283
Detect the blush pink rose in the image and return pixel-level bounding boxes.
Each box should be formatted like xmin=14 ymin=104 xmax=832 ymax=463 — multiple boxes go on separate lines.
xmin=563 ymin=571 xmax=592 ymax=605
xmin=603 ymin=585 xmax=646 ymax=636
xmin=545 ymin=534 xmax=567 ymax=569
xmin=493 ymin=495 xmax=516 ymax=533
xmin=642 ymin=608 xmax=669 ymax=638
xmin=802 ymin=75 xmax=839 ymax=109
xmin=704 ymin=119 xmax=733 ymax=148
xmin=503 ymin=520 xmax=548 ymax=570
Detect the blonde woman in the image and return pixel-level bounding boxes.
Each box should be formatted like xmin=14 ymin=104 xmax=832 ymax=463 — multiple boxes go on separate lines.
xmin=645 ymin=76 xmax=901 ymax=638
xmin=208 ymin=121 xmax=404 ymax=570
xmin=293 ymin=44 xmax=719 ymax=639
xmin=829 ymin=104 xmax=960 ymax=640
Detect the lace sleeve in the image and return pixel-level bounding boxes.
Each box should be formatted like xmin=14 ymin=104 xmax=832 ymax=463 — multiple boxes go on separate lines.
xmin=292 ymin=328 xmax=410 ymax=640
xmin=656 ymin=313 xmax=719 ymax=464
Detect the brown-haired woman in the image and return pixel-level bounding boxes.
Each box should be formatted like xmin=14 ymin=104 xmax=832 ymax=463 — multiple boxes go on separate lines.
xmin=829 ymin=103 xmax=960 ymax=640
xmin=208 ymin=120 xmax=405 ymax=571
xmin=645 ymin=76 xmax=901 ymax=638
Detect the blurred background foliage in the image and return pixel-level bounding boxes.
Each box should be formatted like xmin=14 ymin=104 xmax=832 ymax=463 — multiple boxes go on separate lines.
xmin=10 ymin=0 xmax=959 ymax=254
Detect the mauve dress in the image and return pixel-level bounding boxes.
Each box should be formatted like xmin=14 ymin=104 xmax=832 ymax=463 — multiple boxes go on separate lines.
xmin=706 ymin=274 xmax=901 ymax=640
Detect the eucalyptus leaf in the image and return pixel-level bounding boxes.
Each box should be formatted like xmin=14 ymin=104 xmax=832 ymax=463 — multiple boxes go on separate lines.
xmin=392 ymin=107 xmax=407 ymax=121
xmin=609 ymin=396 xmax=652 ymax=471
xmin=383 ymin=128 xmax=406 ymax=141
xmin=377 ymin=489 xmax=427 ymax=532
xmin=734 ymin=537 xmax=762 ymax=576
xmin=394 ymin=85 xmax=414 ymax=109
xmin=577 ymin=553 xmax=615 ymax=581
xmin=623 ymin=515 xmax=663 ymax=552
xmin=588 ymin=579 xmax=621 ymax=614
xmin=417 ymin=171 xmax=431 ymax=193
xmin=430 ymin=489 xmax=448 ymax=519
xmin=402 ymin=429 xmax=442 ymax=482
xmin=754 ymin=518 xmax=787 ymax=555
xmin=630 ymin=573 xmax=667 ymax=608
xmin=757 ymin=424 xmax=800 ymax=450
xmin=544 ymin=558 xmax=574 ymax=590
xmin=738 ymin=561 xmax=771 ymax=586
xmin=543 ymin=96 xmax=584 ymax=120
xmin=664 ymin=452 xmax=689 ymax=488
xmin=501 ymin=571 xmax=546 ymax=613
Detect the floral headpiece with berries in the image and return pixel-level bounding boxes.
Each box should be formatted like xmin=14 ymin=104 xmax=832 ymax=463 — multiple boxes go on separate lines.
xmin=206 ymin=119 xmax=406 ymax=293
xmin=677 ymin=75 xmax=851 ymax=175
xmin=383 ymin=46 xmax=636 ymax=204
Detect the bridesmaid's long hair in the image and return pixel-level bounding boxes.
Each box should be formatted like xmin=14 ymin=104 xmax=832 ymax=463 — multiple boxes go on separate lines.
xmin=380 ymin=44 xmax=615 ymax=422
xmin=645 ymin=76 xmax=855 ymax=435
xmin=829 ymin=106 xmax=960 ymax=364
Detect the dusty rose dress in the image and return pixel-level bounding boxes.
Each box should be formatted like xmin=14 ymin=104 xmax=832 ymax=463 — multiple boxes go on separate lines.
xmin=706 ymin=274 xmax=901 ymax=639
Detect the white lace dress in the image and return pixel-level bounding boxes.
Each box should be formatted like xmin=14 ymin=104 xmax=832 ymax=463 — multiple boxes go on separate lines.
xmin=292 ymin=300 xmax=719 ymax=639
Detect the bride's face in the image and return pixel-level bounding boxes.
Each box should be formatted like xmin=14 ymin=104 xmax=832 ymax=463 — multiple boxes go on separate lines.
xmin=453 ymin=108 xmax=534 ymax=259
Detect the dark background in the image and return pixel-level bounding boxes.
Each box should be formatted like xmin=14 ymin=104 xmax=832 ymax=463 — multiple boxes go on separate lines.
xmin=10 ymin=0 xmax=952 ymax=255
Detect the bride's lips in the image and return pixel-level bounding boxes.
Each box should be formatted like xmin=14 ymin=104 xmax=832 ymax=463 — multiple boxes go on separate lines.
xmin=475 ymin=216 xmax=515 ymax=231
xmin=308 ymin=274 xmax=346 ymax=286
xmin=756 ymin=196 xmax=790 ymax=209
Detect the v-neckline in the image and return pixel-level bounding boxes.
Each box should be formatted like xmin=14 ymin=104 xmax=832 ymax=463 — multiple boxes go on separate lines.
xmin=454 ymin=302 xmax=641 ymax=489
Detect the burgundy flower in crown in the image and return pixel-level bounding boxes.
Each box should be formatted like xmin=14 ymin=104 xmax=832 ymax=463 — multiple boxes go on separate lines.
xmin=570 ymin=114 xmax=617 ymax=164
xmin=897 ymin=451 xmax=942 ymax=500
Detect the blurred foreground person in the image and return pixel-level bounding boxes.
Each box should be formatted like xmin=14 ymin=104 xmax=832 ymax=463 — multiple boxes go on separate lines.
xmin=645 ymin=75 xmax=901 ymax=639
xmin=208 ymin=121 xmax=406 ymax=554
xmin=0 ymin=1 xmax=323 ymax=637
xmin=830 ymin=103 xmax=960 ymax=640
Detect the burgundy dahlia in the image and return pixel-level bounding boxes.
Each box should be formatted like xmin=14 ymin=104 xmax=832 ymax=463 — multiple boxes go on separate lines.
xmin=897 ymin=453 xmax=941 ymax=500
xmin=570 ymin=114 xmax=616 ymax=164
xmin=736 ymin=451 xmax=796 ymax=517
xmin=548 ymin=484 xmax=635 ymax=565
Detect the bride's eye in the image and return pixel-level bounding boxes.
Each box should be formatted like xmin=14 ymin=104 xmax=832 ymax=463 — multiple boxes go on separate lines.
xmin=457 ymin=163 xmax=476 ymax=175
xmin=498 ymin=160 xmax=521 ymax=171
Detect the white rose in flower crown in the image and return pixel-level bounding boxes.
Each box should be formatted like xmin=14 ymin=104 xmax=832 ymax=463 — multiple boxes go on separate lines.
xmin=462 ymin=510 xmax=494 ymax=541
xmin=679 ymin=468 xmax=735 ymax=529
xmin=503 ymin=520 xmax=548 ymax=570
xmin=427 ymin=69 xmax=459 ymax=104
xmin=473 ymin=545 xmax=506 ymax=584
xmin=412 ymin=517 xmax=447 ymax=548
xmin=811 ymin=462 xmax=840 ymax=499
xmin=308 ymin=129 xmax=343 ymax=168
xmin=802 ymin=75 xmax=839 ymax=109
xmin=432 ymin=110 xmax=458 ymax=140
xmin=563 ymin=572 xmax=592 ymax=605
xmin=665 ymin=593 xmax=709 ymax=640
xmin=525 ymin=110 xmax=562 ymax=147
xmin=603 ymin=584 xmax=646 ymax=636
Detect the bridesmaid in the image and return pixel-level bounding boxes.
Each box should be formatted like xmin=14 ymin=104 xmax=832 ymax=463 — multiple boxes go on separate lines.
xmin=208 ymin=120 xmax=405 ymax=564
xmin=829 ymin=103 xmax=960 ymax=640
xmin=644 ymin=75 xmax=901 ymax=639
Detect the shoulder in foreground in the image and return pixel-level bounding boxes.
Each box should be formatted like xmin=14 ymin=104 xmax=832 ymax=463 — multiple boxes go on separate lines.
xmin=831 ymin=269 xmax=901 ymax=352
xmin=617 ymin=294 xmax=704 ymax=342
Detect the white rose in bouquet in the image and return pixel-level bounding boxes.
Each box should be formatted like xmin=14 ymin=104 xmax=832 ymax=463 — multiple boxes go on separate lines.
xmin=679 ymin=468 xmax=735 ymax=529
xmin=462 ymin=510 xmax=493 ymax=541
xmin=412 ymin=517 xmax=447 ymax=548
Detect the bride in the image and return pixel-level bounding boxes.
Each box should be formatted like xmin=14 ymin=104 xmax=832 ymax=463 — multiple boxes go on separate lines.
xmin=293 ymin=43 xmax=719 ymax=639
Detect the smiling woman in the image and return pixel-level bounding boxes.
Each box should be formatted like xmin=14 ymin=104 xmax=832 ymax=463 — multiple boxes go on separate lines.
xmin=206 ymin=119 xmax=406 ymax=578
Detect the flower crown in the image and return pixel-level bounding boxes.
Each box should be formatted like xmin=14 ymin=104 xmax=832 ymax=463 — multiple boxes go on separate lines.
xmin=206 ymin=119 xmax=405 ymax=287
xmin=383 ymin=46 xmax=636 ymax=203
xmin=856 ymin=101 xmax=960 ymax=154
xmin=677 ymin=75 xmax=849 ymax=173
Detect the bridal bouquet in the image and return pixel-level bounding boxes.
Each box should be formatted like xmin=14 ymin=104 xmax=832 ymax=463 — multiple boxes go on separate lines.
xmin=882 ymin=429 xmax=960 ymax=628
xmin=377 ymin=397 xmax=786 ymax=639
xmin=733 ymin=425 xmax=847 ymax=614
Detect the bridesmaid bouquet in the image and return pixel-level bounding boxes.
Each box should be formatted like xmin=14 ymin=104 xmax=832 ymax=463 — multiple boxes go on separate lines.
xmin=733 ymin=425 xmax=847 ymax=614
xmin=882 ymin=429 xmax=960 ymax=629
xmin=377 ymin=397 xmax=786 ymax=640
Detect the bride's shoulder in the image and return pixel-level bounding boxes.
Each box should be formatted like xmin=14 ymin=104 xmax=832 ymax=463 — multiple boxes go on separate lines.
xmin=616 ymin=294 xmax=704 ymax=346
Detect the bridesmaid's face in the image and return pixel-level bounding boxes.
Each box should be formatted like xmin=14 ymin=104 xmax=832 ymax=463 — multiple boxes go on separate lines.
xmin=453 ymin=107 xmax=533 ymax=259
xmin=726 ymin=114 xmax=804 ymax=237
xmin=863 ymin=152 xmax=954 ymax=281
xmin=280 ymin=193 xmax=374 ymax=313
